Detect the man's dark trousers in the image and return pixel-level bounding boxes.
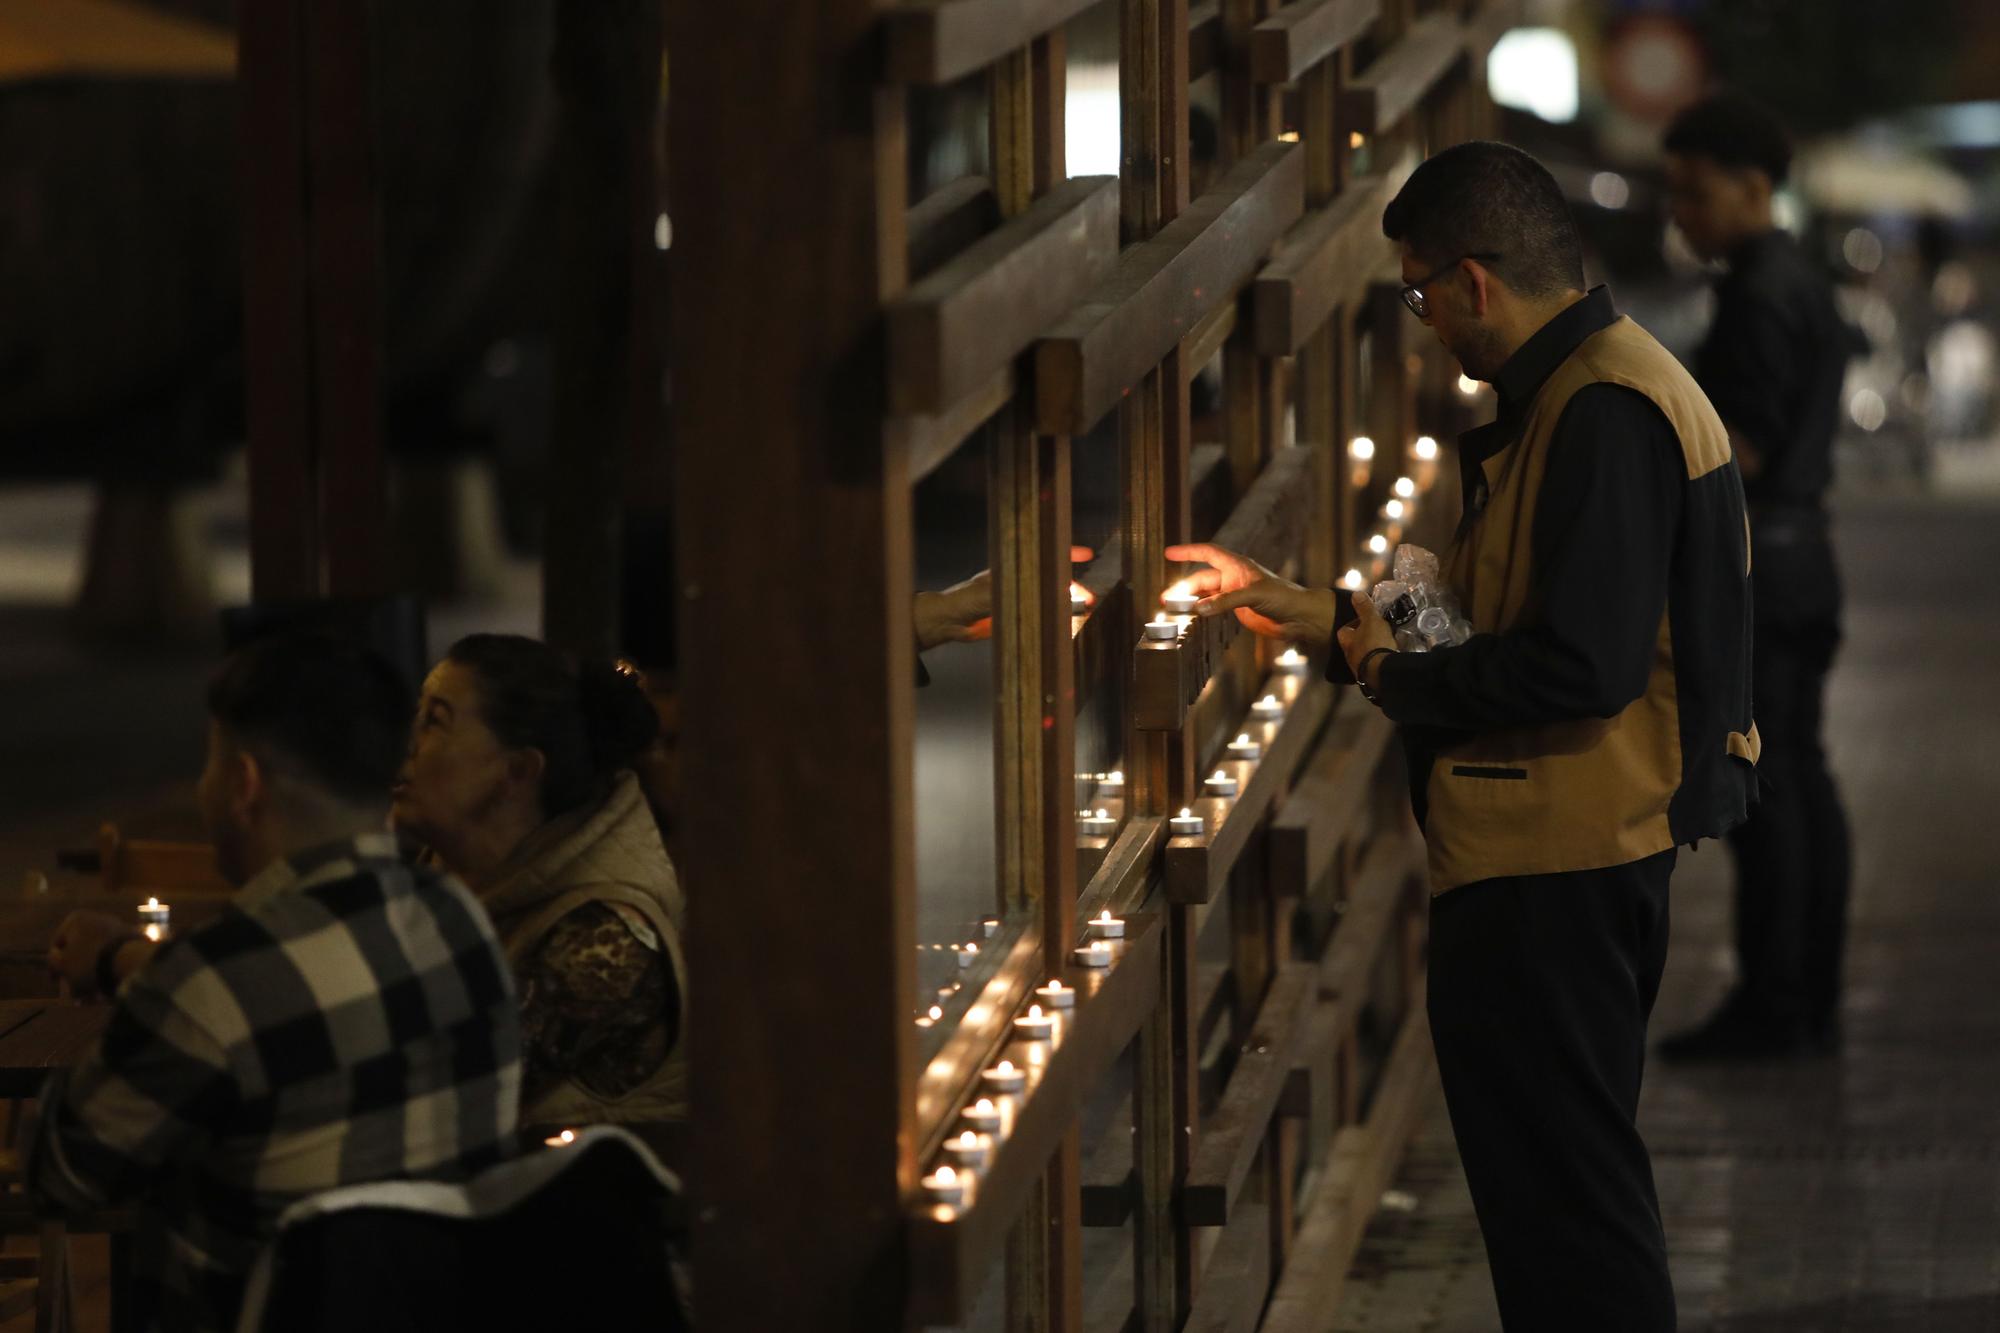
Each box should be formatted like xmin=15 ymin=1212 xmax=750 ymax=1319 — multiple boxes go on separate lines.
xmin=1730 ymin=516 xmax=1851 ymax=1034
xmin=1428 ymin=848 xmax=1677 ymax=1331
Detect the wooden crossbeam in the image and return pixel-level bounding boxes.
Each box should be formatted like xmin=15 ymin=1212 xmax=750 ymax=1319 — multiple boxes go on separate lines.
xmin=1180 ymin=297 xmax=1238 ymax=383
xmin=1165 ymin=682 xmax=1332 ymax=905
xmin=1338 ymin=12 xmax=1465 ymax=137
xmin=1250 ymin=170 xmax=1400 ymax=357
xmin=1261 ymin=1008 xmax=1435 ymax=1332
xmin=891 ymin=176 xmax=1118 ymax=414
xmin=908 ymin=914 xmax=1166 ymax=1325
xmin=907 ymin=175 xmax=1002 ymax=280
xmin=1188 ymin=1 xmax=1223 ymax=82
xmin=1035 ymin=141 xmax=1303 ymax=436
xmin=1135 ymin=444 xmax=1316 ymax=730
xmin=1183 ymin=965 xmax=1317 ymax=1224
xmin=887 ymin=365 xmax=1015 ymax=484
xmin=885 ymin=0 xmax=1103 ymax=85
xmin=1182 ymin=1197 xmax=1270 ymax=1332
xmin=1249 ymin=0 xmax=1379 ymax=86
xmin=1267 ymin=697 xmax=1398 ymax=897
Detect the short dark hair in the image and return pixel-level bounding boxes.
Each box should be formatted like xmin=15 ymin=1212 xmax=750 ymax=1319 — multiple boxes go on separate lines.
xmin=446 ymin=634 xmax=659 ymax=821
xmin=207 ymin=634 xmax=413 ymax=807
xmin=1381 ymin=141 xmax=1584 ymax=299
xmin=1663 ymin=94 xmax=1791 ymax=185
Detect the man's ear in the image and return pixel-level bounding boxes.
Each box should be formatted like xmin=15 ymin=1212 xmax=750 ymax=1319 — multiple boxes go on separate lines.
xmin=233 ymin=748 xmax=267 ymax=822
xmin=1463 ymin=259 xmax=1494 ymax=320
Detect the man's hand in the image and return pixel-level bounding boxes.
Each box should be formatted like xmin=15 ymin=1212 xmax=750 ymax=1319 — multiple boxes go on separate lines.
xmin=915 ymin=546 xmax=1096 ymax=650
xmin=48 ymin=910 xmax=136 ymax=1000
xmin=1164 ymin=543 xmax=1338 ymax=646
xmin=1336 ymin=591 xmax=1397 ymax=692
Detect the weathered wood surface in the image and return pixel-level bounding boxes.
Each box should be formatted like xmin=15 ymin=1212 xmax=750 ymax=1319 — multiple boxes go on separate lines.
xmin=1338 ymin=12 xmax=1465 ymax=137
xmin=1252 ymin=170 xmax=1401 ymax=356
xmin=1249 ymin=0 xmax=1379 ymax=86
xmin=1035 ymin=142 xmax=1303 ymax=436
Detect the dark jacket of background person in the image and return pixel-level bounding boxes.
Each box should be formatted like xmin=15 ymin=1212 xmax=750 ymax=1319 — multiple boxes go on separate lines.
xmin=28 ymin=837 xmax=521 ymax=1333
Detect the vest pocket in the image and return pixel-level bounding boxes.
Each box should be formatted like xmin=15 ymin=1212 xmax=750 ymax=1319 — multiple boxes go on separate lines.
xmin=1448 ymin=764 xmax=1529 ymax=780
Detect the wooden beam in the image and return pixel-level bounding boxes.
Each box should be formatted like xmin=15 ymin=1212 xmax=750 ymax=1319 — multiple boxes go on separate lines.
xmin=1180 ymin=298 xmax=1238 ymax=383
xmin=1164 ymin=682 xmax=1333 ymax=904
xmin=1338 ymin=12 xmax=1465 ymax=138
xmin=1183 ymin=966 xmax=1317 ymax=1224
xmin=886 ymin=0 xmax=1104 ymax=84
xmin=673 ymin=0 xmax=914 ymax=1319
xmin=1182 ymin=1199 xmax=1271 ymax=1333
xmin=1249 ymin=0 xmax=1379 ymax=86
xmin=908 ymin=915 xmax=1166 ymax=1326
xmin=1035 ymin=142 xmax=1304 ymax=436
xmin=908 ymin=175 xmax=1002 ymax=280
xmin=1250 ymin=170 xmax=1401 ymax=357
xmin=1260 ymin=1010 xmax=1435 ymax=1333
xmin=1266 ymin=697 xmax=1397 ymax=897
xmin=887 ymin=364 xmax=1015 ymax=484
xmin=892 ymin=177 xmax=1116 ymax=415
xmin=1135 ymin=445 xmax=1316 ymax=730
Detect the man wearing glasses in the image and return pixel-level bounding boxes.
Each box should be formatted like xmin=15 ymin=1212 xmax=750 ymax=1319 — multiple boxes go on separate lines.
xmin=1167 ymin=141 xmax=1756 ymax=1331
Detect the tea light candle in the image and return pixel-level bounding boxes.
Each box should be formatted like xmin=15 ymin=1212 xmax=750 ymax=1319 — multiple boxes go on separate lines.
xmin=1074 ymin=940 xmax=1114 ymax=969
xmin=1034 ymin=978 xmax=1075 ymax=1010
xmin=1205 ymin=768 xmax=1240 ymax=798
xmin=1393 ymin=475 xmax=1417 ymax=498
xmin=1013 ymin=1005 xmax=1055 ymax=1041
xmin=1348 ymin=436 xmax=1376 ymax=461
xmin=1342 ymin=568 xmax=1365 ymax=590
xmin=1368 ymin=534 xmax=1390 ymax=556
xmin=963 ymin=1098 xmax=1003 ymax=1133
xmin=1383 ymin=499 xmax=1405 ymax=521
xmin=956 ymin=941 xmax=981 ymax=969
xmin=982 ymin=1059 xmax=1027 ymax=1094
xmin=979 ymin=915 xmax=1000 ymax=938
xmin=1251 ymin=693 xmax=1285 ymax=721
xmin=1415 ymin=435 xmax=1441 ymax=460
xmin=1170 ymin=807 xmax=1205 ymax=837
xmin=1096 ymin=769 xmax=1125 ymax=796
xmin=1275 ymin=647 xmax=1308 ymax=675
xmin=1086 ymin=909 xmax=1126 ymax=940
xmin=944 ymin=1130 xmax=993 ymax=1171
xmin=1162 ymin=582 xmax=1200 ymax=616
xmin=1079 ymin=808 xmax=1117 ymax=837
xmin=1070 ymin=581 xmax=1092 ymax=613
xmin=138 ymin=897 xmax=170 ymax=939
xmin=1457 ymin=374 xmax=1480 ymax=396
xmin=1227 ymin=732 xmax=1262 ymax=761
xmin=1143 ymin=615 xmax=1181 ymax=642
xmin=923 ymin=1165 xmax=967 ymax=1207
xmin=543 ymin=1128 xmax=577 ymax=1148
xmin=916 ymin=1003 xmax=944 ymax=1028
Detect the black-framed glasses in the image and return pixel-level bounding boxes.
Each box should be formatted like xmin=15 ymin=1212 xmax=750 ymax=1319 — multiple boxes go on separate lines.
xmin=1399 ymin=252 xmax=1502 ymax=319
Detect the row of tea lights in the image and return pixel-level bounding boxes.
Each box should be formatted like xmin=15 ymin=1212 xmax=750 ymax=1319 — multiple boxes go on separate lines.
xmin=921 ymin=911 xmax=1133 ymax=1208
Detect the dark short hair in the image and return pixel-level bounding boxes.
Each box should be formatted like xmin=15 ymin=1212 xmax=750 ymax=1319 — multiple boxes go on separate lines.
xmin=1381 ymin=141 xmax=1584 ymax=299
xmin=207 ymin=634 xmax=412 ymax=806
xmin=1663 ymin=94 xmax=1791 ymax=185
xmin=446 ymin=634 xmax=658 ymax=820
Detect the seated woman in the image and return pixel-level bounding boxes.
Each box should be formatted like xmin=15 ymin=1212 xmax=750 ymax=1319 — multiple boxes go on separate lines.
xmin=392 ymin=634 xmax=685 ymax=1129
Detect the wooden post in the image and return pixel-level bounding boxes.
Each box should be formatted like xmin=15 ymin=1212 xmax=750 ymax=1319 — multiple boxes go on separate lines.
xmin=545 ymin=0 xmax=660 ymax=657
xmin=672 ymin=0 xmax=915 ymax=1325
xmin=240 ymin=0 xmax=386 ymax=601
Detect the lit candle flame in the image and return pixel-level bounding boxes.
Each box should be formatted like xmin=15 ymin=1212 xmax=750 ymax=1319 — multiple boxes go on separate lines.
xmin=1179 ymin=807 xmax=1193 ymax=818
xmin=959 ymin=1131 xmax=978 ymax=1147
xmin=996 ymin=1061 xmax=1015 ymax=1074
xmin=1096 ymin=910 xmax=1113 ymax=924
xmin=1027 ymin=1005 xmax=1043 ymax=1019
xmin=936 ymin=1166 xmax=958 ymax=1184
xmin=1349 ymin=436 xmax=1376 ymax=461
xmin=1416 ymin=435 xmax=1441 ymax=459
xmin=1368 ymin=534 xmax=1389 ymax=555
xmin=928 ymin=1005 xmax=943 ymax=1020
xmin=1385 ymin=499 xmax=1405 ymax=520
xmin=1260 ymin=695 xmax=1279 ymax=708
xmin=1343 ymin=569 xmax=1364 ymax=589
xmin=1394 ymin=476 xmax=1416 ymax=498
xmin=1105 ymin=769 xmax=1124 ymax=783
xmin=976 ymin=1099 xmax=995 ymax=1114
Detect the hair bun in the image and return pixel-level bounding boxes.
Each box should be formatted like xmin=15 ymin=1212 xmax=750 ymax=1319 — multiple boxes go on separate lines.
xmin=576 ymin=658 xmax=660 ymax=778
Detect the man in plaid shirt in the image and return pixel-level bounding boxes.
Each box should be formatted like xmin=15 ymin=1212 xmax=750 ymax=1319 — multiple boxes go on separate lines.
xmin=29 ymin=636 xmax=523 ymax=1332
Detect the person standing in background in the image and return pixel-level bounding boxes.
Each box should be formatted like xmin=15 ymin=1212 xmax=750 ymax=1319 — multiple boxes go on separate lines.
xmin=1658 ymin=94 xmax=1858 ymax=1061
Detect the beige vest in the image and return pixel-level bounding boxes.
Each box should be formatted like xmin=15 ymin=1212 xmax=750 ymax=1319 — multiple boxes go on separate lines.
xmin=480 ymin=770 xmax=688 ymax=1125
xmin=1424 ymin=316 xmax=1760 ymax=892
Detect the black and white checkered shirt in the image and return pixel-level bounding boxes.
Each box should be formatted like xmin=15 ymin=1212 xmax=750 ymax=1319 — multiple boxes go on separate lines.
xmin=29 ymin=834 xmax=523 ymax=1333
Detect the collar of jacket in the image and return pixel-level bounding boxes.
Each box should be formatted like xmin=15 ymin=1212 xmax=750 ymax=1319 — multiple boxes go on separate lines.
xmin=1490 ymin=284 xmax=1620 ymax=412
